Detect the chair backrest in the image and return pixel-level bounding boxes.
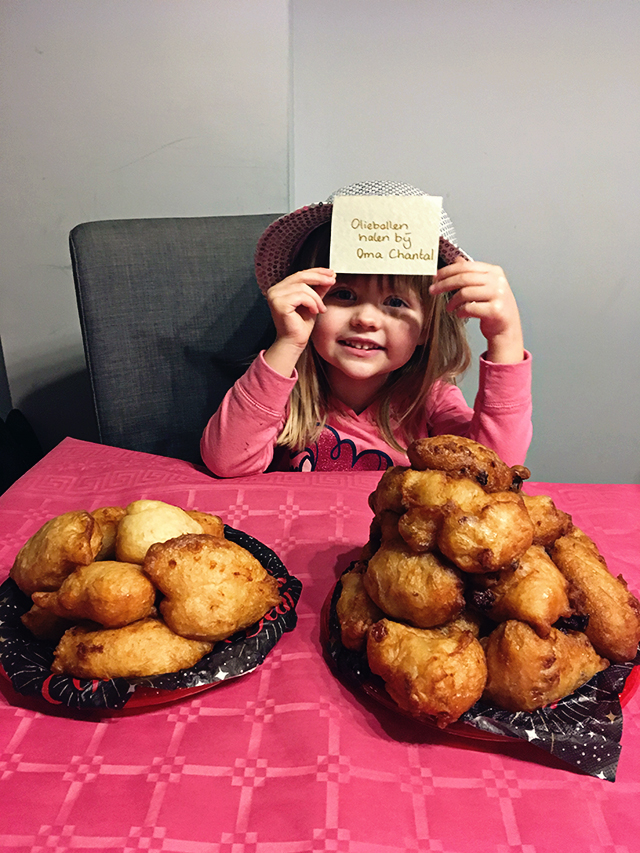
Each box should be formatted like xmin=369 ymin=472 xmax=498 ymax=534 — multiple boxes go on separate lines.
xmin=70 ymin=213 xmax=281 ymax=464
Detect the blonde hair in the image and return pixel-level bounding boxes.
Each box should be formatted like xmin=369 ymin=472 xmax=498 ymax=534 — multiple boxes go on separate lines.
xmin=276 ymin=224 xmax=471 ymax=453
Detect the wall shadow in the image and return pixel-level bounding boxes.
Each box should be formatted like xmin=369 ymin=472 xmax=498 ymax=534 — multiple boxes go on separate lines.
xmin=20 ymin=366 xmax=100 ymax=454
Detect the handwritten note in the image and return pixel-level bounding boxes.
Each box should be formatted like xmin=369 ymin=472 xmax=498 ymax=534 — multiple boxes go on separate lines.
xmin=329 ymin=194 xmax=442 ymax=276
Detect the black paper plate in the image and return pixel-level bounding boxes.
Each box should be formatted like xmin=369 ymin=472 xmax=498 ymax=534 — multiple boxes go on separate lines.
xmin=0 ymin=526 xmax=302 ymax=712
xmin=322 ymin=577 xmax=640 ymax=781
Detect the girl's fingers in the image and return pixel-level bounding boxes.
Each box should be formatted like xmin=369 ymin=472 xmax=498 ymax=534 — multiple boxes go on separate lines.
xmin=270 ymin=270 xmax=335 ymax=311
xmin=311 ymin=282 xmax=333 ymax=305
xmin=430 ymin=261 xmax=503 ymax=295
xmin=302 ymin=267 xmax=335 ymax=276
xmin=431 ymin=271 xmax=488 ymax=296
xmin=453 ymin=299 xmax=485 ymax=320
xmin=430 ymin=261 xmax=523 ymax=357
xmin=271 ymin=289 xmax=325 ymax=317
xmin=267 ymin=269 xmax=336 ymax=349
xmin=444 ymin=285 xmax=493 ymax=313
xmin=431 ymin=264 xmax=512 ymax=319
xmin=281 ymin=268 xmax=335 ymax=289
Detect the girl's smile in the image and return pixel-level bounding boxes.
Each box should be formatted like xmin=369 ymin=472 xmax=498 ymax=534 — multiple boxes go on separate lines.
xmin=338 ymin=336 xmax=385 ymax=353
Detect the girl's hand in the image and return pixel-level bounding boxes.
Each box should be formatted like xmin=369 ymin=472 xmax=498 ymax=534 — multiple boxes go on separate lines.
xmin=429 ymin=260 xmax=524 ymax=363
xmin=263 ymin=268 xmax=335 ymax=377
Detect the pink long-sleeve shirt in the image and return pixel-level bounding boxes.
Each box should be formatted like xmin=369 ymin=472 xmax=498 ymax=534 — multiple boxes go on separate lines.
xmin=200 ymin=350 xmax=532 ymax=477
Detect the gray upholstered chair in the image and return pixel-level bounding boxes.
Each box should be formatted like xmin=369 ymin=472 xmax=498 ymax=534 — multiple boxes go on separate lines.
xmin=70 ymin=213 xmax=281 ymax=465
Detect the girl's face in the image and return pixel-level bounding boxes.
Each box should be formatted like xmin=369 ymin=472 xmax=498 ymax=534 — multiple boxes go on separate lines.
xmin=310 ymin=274 xmax=427 ymax=411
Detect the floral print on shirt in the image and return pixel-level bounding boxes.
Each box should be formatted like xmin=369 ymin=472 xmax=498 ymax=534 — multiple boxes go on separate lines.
xmin=290 ymin=425 xmax=393 ymax=472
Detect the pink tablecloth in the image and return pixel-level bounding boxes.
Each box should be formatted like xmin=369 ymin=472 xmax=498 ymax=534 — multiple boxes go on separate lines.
xmin=1 ymin=437 xmax=639 ymax=853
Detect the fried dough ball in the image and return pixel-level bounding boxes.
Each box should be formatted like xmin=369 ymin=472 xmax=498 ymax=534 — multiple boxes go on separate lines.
xmin=482 ymin=620 xmax=608 ymax=712
xmin=401 ymin=468 xmax=488 ymax=515
xmin=116 ymin=500 xmax=204 ymax=564
xmin=437 ymin=491 xmax=534 ymax=573
xmin=11 ymin=511 xmax=103 ymax=595
xmin=363 ymin=540 xmax=464 ymax=628
xmin=393 ymin=469 xmax=533 ymax=571
xmin=397 ymin=505 xmax=441 ymax=553
xmin=31 ymin=561 xmax=156 ymax=628
xmin=521 ymin=494 xmax=572 ymax=547
xmin=551 ymin=531 xmax=640 ymax=663
xmin=359 ymin=517 xmax=381 ymax=561
xmin=92 ymin=506 xmax=126 ymax=560
xmin=186 ymin=510 xmax=225 ymax=538
xmin=371 ymin=468 xmax=495 ymax=559
xmin=51 ymin=617 xmax=213 ymax=678
xmin=562 ymin=525 xmax=602 ymax=558
xmin=433 ymin=610 xmax=485 ymax=639
xmin=361 ymin=510 xmax=407 ymax=560
xmin=336 ymin=565 xmax=384 ymax=651
xmin=21 ymin=604 xmax=74 ymax=643
xmin=367 ymin=618 xmax=487 ymax=727
xmin=144 ymin=533 xmax=281 ymax=642
xmin=375 ymin=510 xmax=403 ymax=544
xmin=368 ymin=465 xmax=408 ymax=516
xmin=470 ymin=545 xmax=572 ymax=638
xmin=407 ymin=436 xmax=530 ymax=492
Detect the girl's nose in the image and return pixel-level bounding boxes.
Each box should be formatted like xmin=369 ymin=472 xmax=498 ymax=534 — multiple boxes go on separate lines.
xmin=349 ymin=302 xmax=380 ymax=329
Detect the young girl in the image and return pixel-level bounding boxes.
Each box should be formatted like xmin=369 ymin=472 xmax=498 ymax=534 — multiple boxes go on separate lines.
xmin=200 ymin=181 xmax=531 ymax=477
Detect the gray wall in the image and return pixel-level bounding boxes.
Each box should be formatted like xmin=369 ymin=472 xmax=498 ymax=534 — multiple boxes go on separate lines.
xmin=1 ymin=0 xmax=638 ymax=483
xmin=291 ymin=0 xmax=640 ymax=484
xmin=1 ymin=0 xmax=289 ymax=448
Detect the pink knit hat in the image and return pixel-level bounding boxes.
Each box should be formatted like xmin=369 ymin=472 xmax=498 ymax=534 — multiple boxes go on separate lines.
xmin=254 ymin=180 xmax=468 ymax=293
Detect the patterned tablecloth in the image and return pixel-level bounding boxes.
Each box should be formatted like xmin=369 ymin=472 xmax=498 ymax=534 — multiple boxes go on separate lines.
xmin=0 ymin=437 xmax=639 ymax=853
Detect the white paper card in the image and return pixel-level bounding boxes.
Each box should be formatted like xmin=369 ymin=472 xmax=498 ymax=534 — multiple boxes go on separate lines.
xmin=329 ymin=195 xmax=442 ymax=276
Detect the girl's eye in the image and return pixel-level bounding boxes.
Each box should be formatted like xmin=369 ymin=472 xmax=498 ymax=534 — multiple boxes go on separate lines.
xmin=385 ymin=295 xmax=409 ymax=309
xmin=329 ymin=288 xmax=355 ymax=302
